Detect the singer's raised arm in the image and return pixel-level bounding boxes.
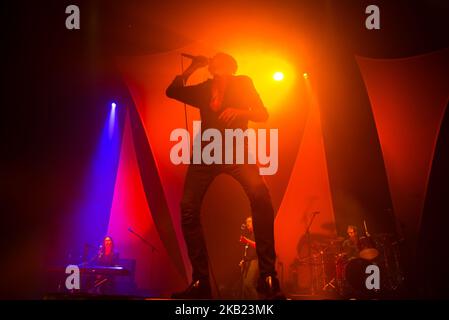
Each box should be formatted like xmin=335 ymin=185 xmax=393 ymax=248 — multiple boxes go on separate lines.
xmin=165 ymin=75 xmax=208 ymax=108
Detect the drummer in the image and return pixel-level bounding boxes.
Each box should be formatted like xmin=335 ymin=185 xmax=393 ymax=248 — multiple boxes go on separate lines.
xmin=341 ymin=225 xmax=360 ymax=259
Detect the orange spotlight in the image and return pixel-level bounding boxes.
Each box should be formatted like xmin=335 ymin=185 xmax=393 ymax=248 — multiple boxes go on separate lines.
xmin=228 ymin=51 xmax=295 ymax=109
xmin=273 ymin=71 xmax=284 ymax=81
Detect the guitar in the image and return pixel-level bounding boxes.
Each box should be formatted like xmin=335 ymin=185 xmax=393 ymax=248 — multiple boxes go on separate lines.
xmin=239 ymin=235 xmax=256 ymax=248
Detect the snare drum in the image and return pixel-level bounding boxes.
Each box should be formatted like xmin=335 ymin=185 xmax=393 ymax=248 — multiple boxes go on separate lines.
xmin=358 ymin=236 xmax=379 ymax=260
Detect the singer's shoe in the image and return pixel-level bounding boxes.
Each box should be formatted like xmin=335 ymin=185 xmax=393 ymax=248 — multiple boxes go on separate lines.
xmin=257 ymin=275 xmax=286 ymax=300
xmin=171 ymin=280 xmax=212 ymax=299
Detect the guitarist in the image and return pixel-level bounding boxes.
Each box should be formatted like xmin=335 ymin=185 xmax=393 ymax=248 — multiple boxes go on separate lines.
xmin=239 ymin=216 xmax=258 ymax=299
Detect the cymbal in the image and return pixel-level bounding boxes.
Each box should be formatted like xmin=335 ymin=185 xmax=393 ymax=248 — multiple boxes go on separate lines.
xmin=375 ymin=233 xmax=395 ymax=237
xmin=330 ymin=237 xmax=345 ymax=243
xmin=373 ymin=233 xmax=396 ymax=240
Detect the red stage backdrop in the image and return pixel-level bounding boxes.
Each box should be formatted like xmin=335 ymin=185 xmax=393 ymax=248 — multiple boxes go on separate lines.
xmin=357 ymin=48 xmax=449 ymax=244
xmin=275 ymin=82 xmax=336 ymax=291
xmin=108 ymin=113 xmax=186 ymax=296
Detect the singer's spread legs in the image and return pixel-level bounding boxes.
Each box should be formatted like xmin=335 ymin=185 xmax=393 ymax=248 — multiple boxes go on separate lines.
xmin=180 ymin=164 xmax=276 ymax=275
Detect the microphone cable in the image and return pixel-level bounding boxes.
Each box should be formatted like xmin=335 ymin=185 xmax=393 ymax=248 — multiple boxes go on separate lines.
xmin=180 ymin=55 xmax=189 ymax=132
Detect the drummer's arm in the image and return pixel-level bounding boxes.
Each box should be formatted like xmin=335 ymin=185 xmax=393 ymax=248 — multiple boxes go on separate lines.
xmin=341 ymin=241 xmax=351 ymax=256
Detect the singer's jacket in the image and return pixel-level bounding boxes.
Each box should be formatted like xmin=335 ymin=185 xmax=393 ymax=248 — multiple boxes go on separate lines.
xmin=166 ymin=75 xmax=268 ymax=132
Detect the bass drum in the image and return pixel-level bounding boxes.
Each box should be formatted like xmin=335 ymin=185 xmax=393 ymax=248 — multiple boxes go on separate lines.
xmin=340 ymin=258 xmax=381 ymax=297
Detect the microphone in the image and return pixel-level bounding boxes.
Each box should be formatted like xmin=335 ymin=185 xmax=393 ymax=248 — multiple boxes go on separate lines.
xmin=181 ymin=53 xmax=209 ymax=65
xmin=181 ymin=53 xmax=198 ymax=60
xmin=128 ymin=227 xmax=138 ymax=237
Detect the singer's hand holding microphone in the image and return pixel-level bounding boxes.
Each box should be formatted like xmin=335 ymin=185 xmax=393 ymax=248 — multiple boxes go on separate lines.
xmin=182 ymin=53 xmax=209 ymax=68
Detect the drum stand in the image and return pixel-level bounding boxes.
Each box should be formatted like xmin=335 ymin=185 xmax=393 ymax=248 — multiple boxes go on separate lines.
xmin=303 ymin=212 xmax=320 ymax=295
xmin=323 ymin=278 xmax=336 ymax=290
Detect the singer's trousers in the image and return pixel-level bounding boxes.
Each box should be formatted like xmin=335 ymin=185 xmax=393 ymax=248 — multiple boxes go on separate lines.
xmin=180 ymin=163 xmax=276 ymax=283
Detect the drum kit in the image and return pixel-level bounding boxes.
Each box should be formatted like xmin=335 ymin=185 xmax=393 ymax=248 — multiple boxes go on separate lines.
xmin=296 ymin=222 xmax=404 ymax=298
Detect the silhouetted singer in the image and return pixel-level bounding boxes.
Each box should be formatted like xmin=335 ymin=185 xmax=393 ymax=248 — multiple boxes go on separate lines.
xmin=166 ymin=52 xmax=284 ymax=299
